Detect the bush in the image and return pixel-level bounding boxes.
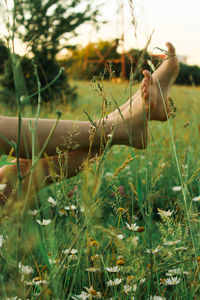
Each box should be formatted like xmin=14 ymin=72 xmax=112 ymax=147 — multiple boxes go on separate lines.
xmin=0 ymin=54 xmax=77 ymax=108
xmin=175 ymin=63 xmax=200 ymax=85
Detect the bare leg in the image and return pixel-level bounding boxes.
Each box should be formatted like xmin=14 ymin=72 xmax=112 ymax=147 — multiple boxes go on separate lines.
xmin=0 ymin=148 xmax=99 ymax=204
xmin=0 ymin=43 xmax=179 ymax=158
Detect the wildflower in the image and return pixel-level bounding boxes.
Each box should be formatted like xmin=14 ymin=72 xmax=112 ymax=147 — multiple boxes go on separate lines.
xmin=149 ymin=296 xmax=166 ymax=300
xmin=172 ymin=186 xmax=181 ymax=192
xmin=47 ymin=196 xmax=57 ymax=207
xmin=106 ymin=266 xmax=120 ymax=273
xmin=166 ymin=268 xmax=188 ymax=276
xmin=18 ymin=262 xmax=34 ymax=275
xmin=117 ymin=234 xmax=125 ymax=240
xmin=139 ymin=278 xmax=146 ymax=284
xmin=85 ymin=267 xmax=100 ymax=272
xmin=116 ymin=207 xmax=125 ymax=214
xmin=0 ymin=235 xmax=5 ymax=248
xmin=146 ymin=246 xmax=161 ymax=254
xmin=174 ymin=246 xmax=188 ymax=251
xmin=157 ymin=208 xmax=173 ymax=218
xmin=90 ymin=240 xmax=98 ymax=247
xmin=163 ymin=240 xmax=180 ymax=246
xmin=72 ymin=291 xmax=88 ymax=300
xmin=116 ymin=258 xmax=125 ymax=266
xmin=132 ymin=236 xmax=139 ymax=246
xmin=85 ymin=286 xmax=101 ymax=298
xmin=164 ymin=276 xmax=181 ymax=286
xmin=106 ymin=172 xmax=113 ymax=177
xmin=193 ymin=195 xmax=200 ymax=202
xmin=0 ymin=183 xmax=6 ymax=191
xmin=59 ymin=209 xmax=67 ymax=216
xmin=107 ymin=278 xmax=122 ymax=286
xmin=37 ymin=219 xmax=52 ymax=226
xmin=125 ymin=222 xmax=139 ymax=232
xmin=124 ymin=284 xmax=137 ymax=295
xmin=28 ymin=209 xmax=38 ymax=216
xmin=32 ymin=277 xmax=48 ymax=285
xmin=107 ymin=133 xmax=113 ymax=139
xmin=63 ymin=248 xmax=78 ymax=255
xmin=68 ymin=254 xmax=78 ymax=261
xmin=126 ymin=275 xmax=135 ymax=284
xmin=65 ymin=205 xmax=77 ymax=210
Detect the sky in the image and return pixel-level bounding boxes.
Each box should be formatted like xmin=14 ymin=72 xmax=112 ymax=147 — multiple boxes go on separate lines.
xmin=1 ymin=0 xmax=200 ymax=66
xmin=74 ymin=0 xmax=200 ymax=66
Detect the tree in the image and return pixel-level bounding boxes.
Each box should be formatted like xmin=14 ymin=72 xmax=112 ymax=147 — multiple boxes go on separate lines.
xmin=0 ymin=0 xmax=99 ymax=106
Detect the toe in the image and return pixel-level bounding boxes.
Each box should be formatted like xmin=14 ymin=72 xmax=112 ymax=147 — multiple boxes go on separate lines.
xmin=142 ymin=70 xmax=153 ymax=85
xmin=166 ymin=42 xmax=176 ymax=55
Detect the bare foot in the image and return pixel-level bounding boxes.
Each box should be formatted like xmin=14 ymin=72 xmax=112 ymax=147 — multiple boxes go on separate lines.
xmin=146 ymin=42 xmax=180 ymax=121
xmin=108 ymin=42 xmax=179 ymax=149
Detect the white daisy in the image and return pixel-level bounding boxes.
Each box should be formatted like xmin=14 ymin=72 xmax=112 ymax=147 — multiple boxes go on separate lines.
xmin=85 ymin=267 xmax=100 ymax=272
xmin=132 ymin=236 xmax=139 ymax=246
xmin=124 ymin=284 xmax=137 ymax=294
xmin=72 ymin=291 xmax=88 ymax=300
xmin=63 ymin=248 xmax=78 ymax=255
xmin=166 ymin=268 xmax=182 ymax=276
xmin=146 ymin=246 xmax=161 ymax=254
xmin=149 ymin=296 xmax=166 ymax=300
xmin=85 ymin=286 xmax=101 ymax=298
xmin=117 ymin=234 xmax=125 ymax=240
xmin=106 ymin=266 xmax=120 ymax=273
xmin=68 ymin=254 xmax=78 ymax=261
xmin=157 ymin=208 xmax=173 ymax=218
xmin=28 ymin=209 xmax=38 ymax=216
xmin=164 ymin=276 xmax=181 ymax=286
xmin=172 ymin=186 xmax=181 ymax=192
xmin=125 ymin=222 xmax=139 ymax=231
xmin=107 ymin=278 xmax=122 ymax=286
xmin=36 ymin=219 xmax=52 ymax=226
xmin=18 ymin=262 xmax=34 ymax=275
xmin=47 ymin=196 xmax=57 ymax=207
xmin=0 ymin=183 xmax=6 ymax=191
xmin=65 ymin=205 xmax=77 ymax=210
xmin=193 ymin=195 xmax=200 ymax=202
xmin=0 ymin=235 xmax=5 ymax=248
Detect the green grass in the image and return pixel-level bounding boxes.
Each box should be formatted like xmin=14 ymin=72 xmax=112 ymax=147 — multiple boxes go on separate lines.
xmin=0 ymin=81 xmax=199 ymax=299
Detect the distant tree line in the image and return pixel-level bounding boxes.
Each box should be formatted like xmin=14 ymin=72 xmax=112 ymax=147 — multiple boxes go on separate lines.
xmin=66 ymin=40 xmax=200 ymax=85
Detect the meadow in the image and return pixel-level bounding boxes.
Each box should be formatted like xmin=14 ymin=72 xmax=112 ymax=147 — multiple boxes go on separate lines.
xmin=0 ymin=80 xmax=200 ymax=299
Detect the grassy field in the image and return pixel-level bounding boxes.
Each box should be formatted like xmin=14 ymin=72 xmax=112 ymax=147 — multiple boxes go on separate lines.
xmin=0 ymin=80 xmax=200 ymax=299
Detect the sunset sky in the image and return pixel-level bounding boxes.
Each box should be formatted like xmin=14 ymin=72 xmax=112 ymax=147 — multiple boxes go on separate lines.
xmin=1 ymin=0 xmax=200 ymax=66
